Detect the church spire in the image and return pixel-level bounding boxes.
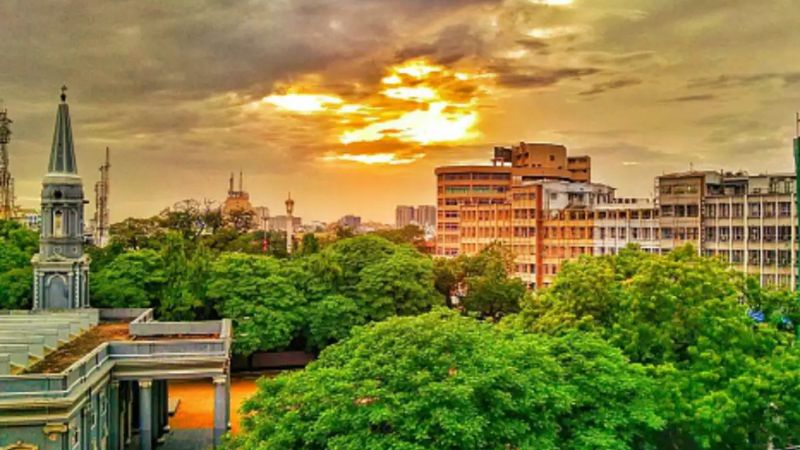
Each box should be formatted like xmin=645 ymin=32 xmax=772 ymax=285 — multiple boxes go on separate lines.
xmin=48 ymin=85 xmax=77 ymax=174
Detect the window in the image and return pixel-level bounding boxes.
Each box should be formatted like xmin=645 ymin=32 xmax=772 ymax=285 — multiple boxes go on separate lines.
xmin=53 ymin=210 xmax=64 ymax=237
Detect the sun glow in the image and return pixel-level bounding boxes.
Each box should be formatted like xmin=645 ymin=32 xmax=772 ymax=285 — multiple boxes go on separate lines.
xmin=382 ymin=86 xmax=438 ymax=102
xmin=263 ymin=93 xmax=343 ymax=113
xmin=340 ymin=103 xmax=477 ymax=145
xmin=323 ymin=152 xmax=425 ymax=165
xmin=260 ymin=58 xmax=488 ymax=164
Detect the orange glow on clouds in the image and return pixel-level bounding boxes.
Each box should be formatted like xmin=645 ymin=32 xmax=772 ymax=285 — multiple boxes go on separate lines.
xmin=261 ymin=59 xmax=490 ymax=164
xmin=322 ymin=152 xmax=425 ymax=165
xmin=263 ymin=93 xmax=343 ymax=113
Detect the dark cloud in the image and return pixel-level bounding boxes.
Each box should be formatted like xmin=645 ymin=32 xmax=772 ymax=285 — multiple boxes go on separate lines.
xmin=579 ymin=78 xmax=642 ymax=96
xmin=492 ymin=65 xmax=601 ymax=89
xmin=666 ymin=94 xmax=717 ymax=102
xmin=396 ymin=24 xmax=487 ymax=65
xmin=688 ymin=72 xmax=800 ymax=90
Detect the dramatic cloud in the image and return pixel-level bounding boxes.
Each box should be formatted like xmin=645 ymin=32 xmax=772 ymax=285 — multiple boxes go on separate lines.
xmin=1 ymin=0 xmax=799 ymax=222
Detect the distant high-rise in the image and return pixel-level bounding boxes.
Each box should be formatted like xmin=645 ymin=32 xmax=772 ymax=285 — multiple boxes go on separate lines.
xmin=415 ymin=205 xmax=436 ymax=229
xmin=339 ymin=214 xmax=361 ymax=230
xmin=395 ymin=205 xmax=415 ymax=228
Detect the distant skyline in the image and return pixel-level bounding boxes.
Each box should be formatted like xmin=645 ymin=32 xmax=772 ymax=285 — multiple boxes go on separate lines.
xmin=2 ymin=0 xmax=799 ymax=223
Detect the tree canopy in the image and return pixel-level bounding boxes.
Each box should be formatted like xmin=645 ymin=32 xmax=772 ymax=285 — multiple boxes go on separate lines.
xmin=508 ymin=245 xmax=800 ymax=449
xmin=233 ymin=310 xmax=662 ymax=450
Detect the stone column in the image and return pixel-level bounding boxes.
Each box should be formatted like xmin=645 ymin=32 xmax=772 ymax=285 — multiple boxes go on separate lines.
xmin=162 ymin=381 xmax=170 ymax=433
xmin=138 ymin=379 xmax=153 ymax=450
xmin=213 ymin=376 xmax=229 ymax=448
xmin=109 ymin=381 xmax=120 ymax=450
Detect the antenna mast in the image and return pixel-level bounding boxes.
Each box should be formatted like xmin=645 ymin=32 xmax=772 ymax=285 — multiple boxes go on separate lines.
xmin=93 ymin=147 xmax=111 ymax=247
xmin=0 ymin=106 xmax=14 ymax=220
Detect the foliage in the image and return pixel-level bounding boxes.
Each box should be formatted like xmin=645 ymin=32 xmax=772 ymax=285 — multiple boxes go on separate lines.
xmin=0 ymin=221 xmax=37 ymax=309
xmin=511 ymin=245 xmax=800 ymax=449
xmin=207 ymin=253 xmax=306 ymax=354
xmin=305 ymin=294 xmax=364 ymax=350
xmin=434 ymin=242 xmax=525 ymax=318
xmin=300 ymin=233 xmax=321 ymax=255
xmin=90 ymin=249 xmax=166 ymax=309
xmin=232 ymin=311 xmax=662 ymax=450
xmin=355 ymin=246 xmax=439 ymax=320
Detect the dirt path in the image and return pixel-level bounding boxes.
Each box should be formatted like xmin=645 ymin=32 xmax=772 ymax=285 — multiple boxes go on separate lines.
xmin=168 ymin=377 xmax=260 ymax=434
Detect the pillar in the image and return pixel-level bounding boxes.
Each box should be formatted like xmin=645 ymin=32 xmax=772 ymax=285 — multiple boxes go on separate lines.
xmin=138 ymin=379 xmax=153 ymax=450
xmin=153 ymin=380 xmax=164 ymax=444
xmin=213 ymin=376 xmax=229 ymax=448
xmin=109 ymin=381 xmax=121 ymax=450
xmin=126 ymin=381 xmax=133 ymax=446
xmin=162 ymin=381 xmax=170 ymax=433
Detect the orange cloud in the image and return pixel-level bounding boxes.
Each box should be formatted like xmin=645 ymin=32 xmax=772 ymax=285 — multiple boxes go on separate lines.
xmin=258 ymin=58 xmax=492 ymax=164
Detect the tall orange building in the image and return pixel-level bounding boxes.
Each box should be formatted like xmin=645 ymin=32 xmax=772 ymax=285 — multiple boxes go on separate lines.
xmin=436 ymin=142 xmax=655 ymax=288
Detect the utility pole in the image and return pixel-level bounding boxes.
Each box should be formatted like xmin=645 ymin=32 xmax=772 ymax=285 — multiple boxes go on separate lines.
xmin=0 ymin=107 xmax=14 ymax=220
xmin=94 ymin=147 xmax=111 ymax=247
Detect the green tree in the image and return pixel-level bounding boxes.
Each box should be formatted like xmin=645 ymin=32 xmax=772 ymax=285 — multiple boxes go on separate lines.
xmin=305 ymin=294 xmax=365 ymax=351
xmin=0 ymin=221 xmax=37 ymax=309
xmin=0 ymin=267 xmax=32 ymax=309
xmin=512 ymin=245 xmax=800 ymax=449
xmin=158 ymin=232 xmax=203 ymax=320
xmin=90 ymin=249 xmax=166 ymax=309
xmin=300 ymin=233 xmax=321 ymax=255
xmin=356 ymin=246 xmax=439 ymax=320
xmin=207 ymin=253 xmax=305 ymax=354
xmin=232 ymin=311 xmax=662 ymax=450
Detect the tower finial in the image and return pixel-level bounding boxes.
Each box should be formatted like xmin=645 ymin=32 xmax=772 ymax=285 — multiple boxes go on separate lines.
xmin=60 ymin=85 xmax=68 ymax=103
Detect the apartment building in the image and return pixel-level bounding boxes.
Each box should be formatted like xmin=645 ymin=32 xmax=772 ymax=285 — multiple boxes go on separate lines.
xmin=436 ymin=142 xmax=799 ymax=290
xmin=659 ymin=171 xmax=798 ymax=289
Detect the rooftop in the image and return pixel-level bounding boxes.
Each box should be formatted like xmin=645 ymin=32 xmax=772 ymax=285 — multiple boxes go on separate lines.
xmin=0 ymin=308 xmax=228 ymax=376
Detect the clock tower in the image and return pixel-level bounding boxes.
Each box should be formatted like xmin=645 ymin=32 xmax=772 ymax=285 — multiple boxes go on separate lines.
xmin=31 ymin=87 xmax=90 ymax=309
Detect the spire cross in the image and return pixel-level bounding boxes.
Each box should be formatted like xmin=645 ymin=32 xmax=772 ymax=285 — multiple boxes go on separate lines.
xmin=60 ymin=85 xmax=68 ymax=102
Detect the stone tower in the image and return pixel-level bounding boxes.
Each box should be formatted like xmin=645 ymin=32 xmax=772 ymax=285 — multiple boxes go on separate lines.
xmin=32 ymin=87 xmax=90 ymax=309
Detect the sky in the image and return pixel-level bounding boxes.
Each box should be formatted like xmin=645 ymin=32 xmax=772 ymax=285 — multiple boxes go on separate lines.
xmin=1 ymin=0 xmax=799 ymax=224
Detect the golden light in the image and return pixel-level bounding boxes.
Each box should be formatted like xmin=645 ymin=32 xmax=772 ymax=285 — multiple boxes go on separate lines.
xmin=263 ymin=93 xmax=343 ymax=113
xmin=528 ymin=0 xmax=573 ymax=5
xmin=323 ymin=152 xmax=425 ymax=165
xmin=393 ymin=60 xmax=442 ymax=78
xmin=382 ymin=86 xmax=438 ymax=102
xmin=340 ymin=102 xmax=478 ymax=145
xmin=526 ymin=26 xmax=580 ymax=39
xmin=259 ymin=58 xmax=489 ymax=164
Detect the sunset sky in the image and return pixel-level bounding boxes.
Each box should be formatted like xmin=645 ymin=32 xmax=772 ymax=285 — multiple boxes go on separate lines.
xmin=2 ymin=0 xmax=799 ymax=223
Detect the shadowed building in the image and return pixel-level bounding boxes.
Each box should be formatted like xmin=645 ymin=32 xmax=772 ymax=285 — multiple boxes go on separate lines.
xmin=0 ymin=90 xmax=233 ymax=450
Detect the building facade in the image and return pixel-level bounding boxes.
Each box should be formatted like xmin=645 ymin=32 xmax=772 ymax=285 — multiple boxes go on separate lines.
xmin=1 ymin=90 xmax=233 ymax=450
xmin=395 ymin=205 xmax=415 ymax=228
xmin=436 ymin=142 xmax=800 ymax=290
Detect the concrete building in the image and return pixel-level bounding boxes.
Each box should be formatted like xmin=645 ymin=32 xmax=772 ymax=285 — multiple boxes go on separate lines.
xmin=0 ymin=91 xmax=233 ymax=450
xmin=435 ymin=142 xmax=591 ymax=259
xmin=415 ymin=205 xmax=436 ymax=229
xmin=268 ymin=215 xmax=302 ymax=232
xmin=658 ymin=171 xmax=798 ymax=289
xmin=435 ymin=141 xmax=800 ymax=290
xmin=395 ymin=205 xmax=436 ymax=230
xmin=339 ymin=214 xmax=361 ymax=230
xmin=395 ymin=205 xmax=416 ymax=228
